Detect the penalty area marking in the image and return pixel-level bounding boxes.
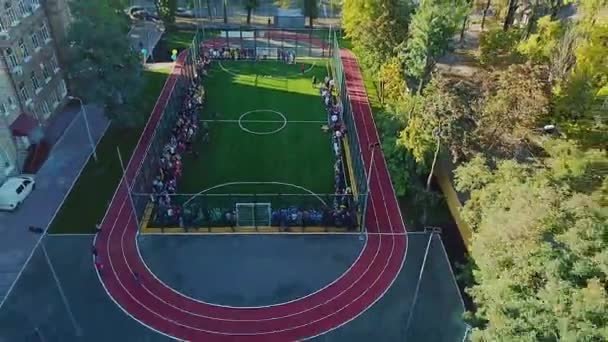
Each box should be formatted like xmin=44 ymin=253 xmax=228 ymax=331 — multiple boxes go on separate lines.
xmin=218 ymin=60 xmax=317 ymax=79
xmin=238 ymin=109 xmax=287 ymax=135
xmin=182 ymin=181 xmax=327 ymax=207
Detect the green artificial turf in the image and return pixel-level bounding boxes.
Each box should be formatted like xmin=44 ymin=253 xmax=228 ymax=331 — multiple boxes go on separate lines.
xmin=178 ymin=59 xmax=335 ymax=202
xmin=48 ymin=67 xmax=172 ymax=234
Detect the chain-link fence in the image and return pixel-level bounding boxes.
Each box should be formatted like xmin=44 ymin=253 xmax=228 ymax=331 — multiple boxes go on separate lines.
xmin=329 ymin=31 xmax=368 ymax=221
xmin=199 ymin=27 xmax=333 ymax=58
xmin=134 ymin=192 xmax=364 ymax=230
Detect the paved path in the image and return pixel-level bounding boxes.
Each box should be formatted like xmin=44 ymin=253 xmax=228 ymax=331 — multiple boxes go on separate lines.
xmin=0 ymin=106 xmax=109 ymax=302
xmin=93 ymin=48 xmax=407 ymax=340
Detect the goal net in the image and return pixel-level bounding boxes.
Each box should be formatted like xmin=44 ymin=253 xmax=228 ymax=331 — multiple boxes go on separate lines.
xmin=236 ymin=203 xmax=271 ymax=227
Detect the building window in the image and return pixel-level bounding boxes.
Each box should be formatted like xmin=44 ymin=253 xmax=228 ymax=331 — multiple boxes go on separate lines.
xmin=42 ymin=100 xmax=50 ymax=117
xmin=31 ymin=71 xmax=40 ymax=90
xmin=5 ymin=2 xmax=18 ymax=25
xmin=50 ymin=54 xmax=59 ymax=72
xmin=41 ymin=62 xmax=50 ymax=80
xmin=53 ymin=88 xmax=60 ymax=104
xmin=18 ymin=1 xmax=27 ymax=17
xmin=7 ymin=96 xmax=14 ymax=108
xmin=18 ymin=38 xmax=29 ymax=59
xmin=59 ymin=79 xmax=67 ymax=96
xmin=0 ymin=14 xmax=6 ymax=32
xmin=5 ymin=48 xmax=19 ymax=68
xmin=18 ymin=82 xmax=29 ymax=102
xmin=0 ymin=103 xmax=6 ymax=116
xmin=30 ymin=31 xmax=39 ymax=49
xmin=40 ymin=22 xmax=50 ymax=42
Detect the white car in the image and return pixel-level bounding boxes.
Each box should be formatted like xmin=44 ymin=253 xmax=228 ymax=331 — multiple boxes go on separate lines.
xmin=0 ymin=175 xmax=35 ymax=211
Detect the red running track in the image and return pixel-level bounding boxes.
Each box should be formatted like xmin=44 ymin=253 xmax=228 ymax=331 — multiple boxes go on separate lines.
xmin=94 ymin=49 xmax=407 ymax=341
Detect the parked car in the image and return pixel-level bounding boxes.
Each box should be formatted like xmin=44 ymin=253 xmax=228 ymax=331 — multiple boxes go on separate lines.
xmin=127 ymin=6 xmax=160 ymax=22
xmin=176 ymin=7 xmax=194 ymax=18
xmin=0 ymin=175 xmax=35 ymax=211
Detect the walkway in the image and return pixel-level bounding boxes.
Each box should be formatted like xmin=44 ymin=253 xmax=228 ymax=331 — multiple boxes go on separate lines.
xmin=0 ymin=106 xmax=108 ymax=302
xmin=94 ymin=48 xmax=407 ymax=340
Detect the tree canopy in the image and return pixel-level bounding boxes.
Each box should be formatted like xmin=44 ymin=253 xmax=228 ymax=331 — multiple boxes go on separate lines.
xmin=455 ymin=147 xmax=608 ymax=341
xmin=67 ymin=0 xmax=144 ymax=127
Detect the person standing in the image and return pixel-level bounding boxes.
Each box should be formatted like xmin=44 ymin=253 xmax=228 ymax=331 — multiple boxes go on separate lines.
xmin=312 ymin=75 xmax=317 ymax=88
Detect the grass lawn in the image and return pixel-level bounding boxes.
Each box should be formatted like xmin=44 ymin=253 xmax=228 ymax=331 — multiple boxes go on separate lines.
xmin=181 ymin=59 xmax=334 ymax=195
xmin=48 ymin=67 xmax=172 ymax=234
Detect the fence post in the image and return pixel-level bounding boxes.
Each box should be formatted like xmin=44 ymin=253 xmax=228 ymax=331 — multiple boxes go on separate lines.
xmin=253 ymin=193 xmax=257 ymax=231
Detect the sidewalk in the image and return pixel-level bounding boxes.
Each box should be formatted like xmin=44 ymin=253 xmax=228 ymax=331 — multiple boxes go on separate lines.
xmin=0 ymin=106 xmax=109 ymax=302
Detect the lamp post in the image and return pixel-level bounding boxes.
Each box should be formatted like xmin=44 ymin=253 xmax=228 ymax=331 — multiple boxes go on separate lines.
xmin=67 ymin=96 xmax=97 ymax=162
xmin=362 ymin=142 xmax=381 ymax=236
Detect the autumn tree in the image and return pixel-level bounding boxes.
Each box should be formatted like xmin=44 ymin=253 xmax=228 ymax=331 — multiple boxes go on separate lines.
xmin=476 ymin=64 xmax=551 ymax=158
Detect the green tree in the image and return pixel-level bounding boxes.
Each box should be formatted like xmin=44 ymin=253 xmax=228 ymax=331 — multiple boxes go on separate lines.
xmin=478 ymin=27 xmax=523 ymax=65
xmin=398 ymin=75 xmax=477 ymax=172
xmin=67 ymin=0 xmax=143 ymax=127
xmin=517 ymin=15 xmax=564 ymax=64
xmin=302 ymin=0 xmax=319 ymax=27
xmin=343 ymin=0 xmax=412 ymax=75
xmin=455 ymin=148 xmax=608 ymax=341
xmin=243 ymin=0 xmax=260 ymax=25
xmin=155 ymin=0 xmax=177 ymax=27
xmin=398 ymin=0 xmax=468 ymax=92
xmin=378 ymin=57 xmax=408 ymax=105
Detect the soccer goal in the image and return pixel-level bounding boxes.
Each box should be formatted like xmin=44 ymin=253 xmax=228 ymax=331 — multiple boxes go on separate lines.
xmin=236 ymin=203 xmax=272 ymax=227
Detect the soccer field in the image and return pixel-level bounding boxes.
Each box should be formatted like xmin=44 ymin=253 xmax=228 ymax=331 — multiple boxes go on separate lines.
xmin=177 ymin=59 xmax=336 ymax=212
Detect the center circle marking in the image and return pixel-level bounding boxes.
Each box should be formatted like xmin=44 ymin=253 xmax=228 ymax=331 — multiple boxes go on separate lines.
xmin=238 ymin=109 xmax=287 ymax=135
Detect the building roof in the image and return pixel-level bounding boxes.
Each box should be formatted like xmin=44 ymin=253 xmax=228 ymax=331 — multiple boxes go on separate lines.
xmin=10 ymin=113 xmax=38 ymax=137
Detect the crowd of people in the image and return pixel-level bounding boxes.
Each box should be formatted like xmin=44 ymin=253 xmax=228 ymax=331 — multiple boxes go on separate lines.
xmin=148 ymin=55 xmax=358 ymax=230
xmin=151 ymin=57 xmax=210 ymax=226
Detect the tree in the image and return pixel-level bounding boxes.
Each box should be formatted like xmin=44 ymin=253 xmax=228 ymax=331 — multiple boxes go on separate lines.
xmin=378 ymin=57 xmax=408 ymax=105
xmin=243 ymin=0 xmax=259 ymax=25
xmin=455 ymin=147 xmax=608 ymax=341
xmin=155 ymin=0 xmax=177 ymax=27
xmin=67 ymin=0 xmax=143 ymax=127
xmin=398 ymin=0 xmax=468 ymax=92
xmin=502 ymin=0 xmax=518 ymax=30
xmin=398 ymin=75 xmax=477 ymax=168
xmin=302 ymin=0 xmax=319 ymax=28
xmin=343 ymin=0 xmax=412 ymax=75
xmin=478 ymin=27 xmax=523 ymax=65
xmin=480 ymin=0 xmax=492 ymax=30
xmin=517 ymin=15 xmax=564 ymax=64
xmin=477 ymin=64 xmax=551 ymax=157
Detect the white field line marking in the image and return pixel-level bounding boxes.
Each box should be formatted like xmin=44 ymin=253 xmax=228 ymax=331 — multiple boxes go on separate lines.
xmin=218 ymin=60 xmax=317 ymax=79
xmin=201 ymin=119 xmax=327 ymax=123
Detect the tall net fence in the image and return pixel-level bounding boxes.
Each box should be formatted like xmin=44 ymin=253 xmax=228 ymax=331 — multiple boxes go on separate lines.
xmin=199 ymin=27 xmax=332 ymax=58
xmin=133 ymin=193 xmax=362 ymax=230
xmin=329 ymin=31 xmax=368 ymax=220
xmin=130 ymin=33 xmax=201 ymax=225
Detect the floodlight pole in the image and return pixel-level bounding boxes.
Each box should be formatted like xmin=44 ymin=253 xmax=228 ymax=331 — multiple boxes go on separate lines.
xmin=117 ymin=147 xmax=141 ymax=230
xmin=68 ymin=96 xmax=97 ymax=162
xmin=404 ymin=231 xmax=434 ymax=334
xmin=40 ymin=240 xmax=82 ymax=337
xmin=362 ymin=142 xmax=380 ymax=236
